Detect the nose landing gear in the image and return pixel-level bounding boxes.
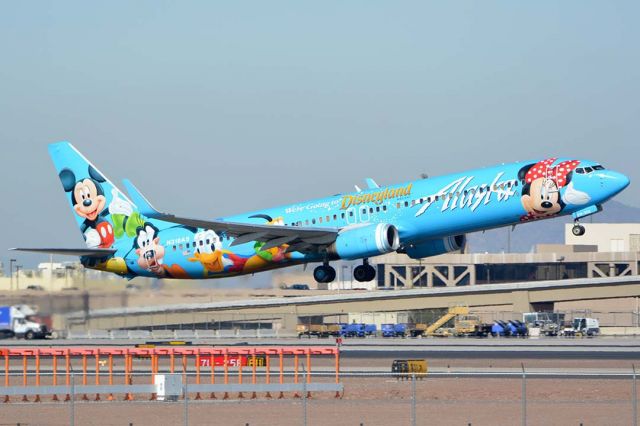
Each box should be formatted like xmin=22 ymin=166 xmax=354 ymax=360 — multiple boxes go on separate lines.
xmin=353 ymin=259 xmax=376 ymax=282
xmin=572 ymin=221 xmax=586 ymax=236
xmin=313 ymin=263 xmax=336 ymax=283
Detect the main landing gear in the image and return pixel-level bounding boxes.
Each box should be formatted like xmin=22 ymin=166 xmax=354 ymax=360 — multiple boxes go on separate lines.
xmin=353 ymin=259 xmax=376 ymax=282
xmin=572 ymin=221 xmax=586 ymax=237
xmin=314 ymin=262 xmax=336 ymax=283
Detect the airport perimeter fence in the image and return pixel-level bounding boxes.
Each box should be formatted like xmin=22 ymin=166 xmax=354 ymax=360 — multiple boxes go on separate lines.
xmin=2 ymin=369 xmax=640 ymax=426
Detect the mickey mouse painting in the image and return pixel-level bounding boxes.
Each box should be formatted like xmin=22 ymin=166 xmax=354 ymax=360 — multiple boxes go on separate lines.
xmin=59 ymin=166 xmax=115 ymax=248
xmin=518 ymin=158 xmax=580 ymax=222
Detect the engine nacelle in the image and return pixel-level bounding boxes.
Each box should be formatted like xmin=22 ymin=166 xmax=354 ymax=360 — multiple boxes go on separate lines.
xmin=329 ymin=223 xmax=400 ymax=260
xmin=404 ymin=235 xmax=466 ymax=259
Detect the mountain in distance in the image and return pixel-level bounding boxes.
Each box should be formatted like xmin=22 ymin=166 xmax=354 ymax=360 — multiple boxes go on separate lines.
xmin=466 ymin=200 xmax=640 ymax=253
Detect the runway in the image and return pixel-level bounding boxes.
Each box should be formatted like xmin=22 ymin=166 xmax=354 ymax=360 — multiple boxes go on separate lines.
xmin=3 ymin=336 xmax=640 ymax=360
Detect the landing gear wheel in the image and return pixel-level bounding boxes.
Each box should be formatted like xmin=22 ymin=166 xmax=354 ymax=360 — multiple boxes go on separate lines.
xmin=572 ymin=224 xmax=585 ymax=236
xmin=313 ymin=265 xmax=336 ymax=283
xmin=354 ymin=264 xmax=376 ymax=282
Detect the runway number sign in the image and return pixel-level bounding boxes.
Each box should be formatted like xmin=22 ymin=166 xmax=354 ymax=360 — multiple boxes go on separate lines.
xmin=198 ymin=355 xmax=266 ymax=368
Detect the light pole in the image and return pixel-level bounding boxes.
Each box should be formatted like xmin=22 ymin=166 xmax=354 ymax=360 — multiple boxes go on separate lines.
xmin=9 ymin=259 xmax=16 ymax=292
xmin=15 ymin=265 xmax=21 ymax=291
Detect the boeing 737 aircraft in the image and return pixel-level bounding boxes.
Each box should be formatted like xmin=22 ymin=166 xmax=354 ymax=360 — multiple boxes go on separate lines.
xmin=14 ymin=143 xmax=630 ymax=283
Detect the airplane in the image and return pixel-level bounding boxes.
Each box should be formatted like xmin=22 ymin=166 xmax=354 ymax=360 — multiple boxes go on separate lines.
xmin=13 ymin=142 xmax=630 ymax=284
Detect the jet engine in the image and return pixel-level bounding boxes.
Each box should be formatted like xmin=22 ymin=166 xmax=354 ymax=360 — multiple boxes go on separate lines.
xmin=403 ymin=235 xmax=466 ymax=259
xmin=329 ymin=223 xmax=400 ymax=260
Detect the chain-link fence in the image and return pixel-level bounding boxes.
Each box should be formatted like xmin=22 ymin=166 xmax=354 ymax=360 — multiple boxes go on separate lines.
xmin=1 ymin=369 xmax=639 ymax=426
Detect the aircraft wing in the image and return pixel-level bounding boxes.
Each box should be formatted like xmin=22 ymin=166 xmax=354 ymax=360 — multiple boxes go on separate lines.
xmin=122 ymin=179 xmax=339 ymax=252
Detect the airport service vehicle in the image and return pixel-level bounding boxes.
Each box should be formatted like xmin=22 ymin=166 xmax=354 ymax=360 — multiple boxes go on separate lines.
xmin=14 ymin=143 xmax=629 ymax=283
xmin=563 ymin=317 xmax=600 ymax=336
xmin=0 ymin=305 xmax=52 ymax=340
xmin=381 ymin=324 xmax=396 ymax=337
xmin=454 ymin=315 xmax=492 ymax=337
xmin=296 ymin=323 xmax=342 ymax=338
xmin=288 ymin=284 xmax=310 ymax=290
xmin=523 ymin=312 xmax=565 ymax=336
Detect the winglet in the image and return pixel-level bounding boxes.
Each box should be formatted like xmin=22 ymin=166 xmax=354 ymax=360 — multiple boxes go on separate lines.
xmin=122 ymin=179 xmax=162 ymax=218
xmin=365 ymin=178 xmax=380 ymax=189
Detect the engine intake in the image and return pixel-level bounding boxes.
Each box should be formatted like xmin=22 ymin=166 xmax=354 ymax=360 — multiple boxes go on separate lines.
xmin=329 ymin=223 xmax=400 ymax=260
xmin=404 ymin=235 xmax=466 ymax=259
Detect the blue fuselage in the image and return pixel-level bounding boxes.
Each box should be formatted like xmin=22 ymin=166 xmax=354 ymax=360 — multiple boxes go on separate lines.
xmin=107 ymin=157 xmax=628 ymax=279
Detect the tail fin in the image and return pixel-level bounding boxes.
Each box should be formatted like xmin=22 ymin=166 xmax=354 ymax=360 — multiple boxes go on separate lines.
xmin=48 ymin=142 xmax=143 ymax=249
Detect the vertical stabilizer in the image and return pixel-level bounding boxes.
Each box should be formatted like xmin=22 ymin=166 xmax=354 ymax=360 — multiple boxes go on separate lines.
xmin=48 ymin=142 xmax=143 ymax=249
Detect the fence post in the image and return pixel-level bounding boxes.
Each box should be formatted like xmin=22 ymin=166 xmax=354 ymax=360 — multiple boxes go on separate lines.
xmin=70 ymin=372 xmax=75 ymax=426
xmin=302 ymin=372 xmax=308 ymax=426
xmin=183 ymin=381 xmax=189 ymax=426
xmin=411 ymin=373 xmax=416 ymax=426
xmin=633 ymin=364 xmax=637 ymax=426
xmin=521 ymin=364 xmax=526 ymax=426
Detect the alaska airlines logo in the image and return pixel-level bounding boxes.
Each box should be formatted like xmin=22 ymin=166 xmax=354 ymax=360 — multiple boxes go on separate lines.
xmin=415 ymin=172 xmax=517 ymax=217
xmin=341 ymin=184 xmax=413 ymax=210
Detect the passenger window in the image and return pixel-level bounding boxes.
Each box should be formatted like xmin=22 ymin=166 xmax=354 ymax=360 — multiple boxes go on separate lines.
xmin=383 ymin=205 xmax=387 ymax=211
xmin=305 ymin=219 xmax=309 ymax=225
xmin=396 ymin=202 xmax=401 ymax=209
xmin=341 ymin=213 xmax=345 ymax=219
xmin=349 ymin=211 xmax=354 ymax=217
xmin=362 ymin=208 xmax=366 ymax=214
xmin=576 ymin=168 xmax=584 ymax=174
xmin=404 ymin=201 xmax=409 ymax=207
xmin=369 ymin=207 xmax=373 ymax=213
xmin=333 ymin=214 xmax=337 ymax=220
xmin=326 ymin=216 xmax=330 ymax=222
xmin=186 ymin=243 xmax=190 ymax=248
xmin=376 ymin=206 xmax=380 ymax=212
xmin=312 ymin=218 xmax=316 ymax=224
xmin=179 ymin=244 xmax=183 ymax=250
xmin=173 ymin=245 xmax=176 ymax=251
xmin=584 ymin=167 xmax=593 ymax=173
xmin=318 ymin=217 xmax=322 ymax=223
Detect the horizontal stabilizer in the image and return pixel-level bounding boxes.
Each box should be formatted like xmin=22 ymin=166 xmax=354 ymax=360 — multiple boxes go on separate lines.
xmin=10 ymin=248 xmax=117 ymax=258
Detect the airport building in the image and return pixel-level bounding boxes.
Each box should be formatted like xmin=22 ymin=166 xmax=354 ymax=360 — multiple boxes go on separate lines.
xmin=3 ymin=223 xmax=640 ymax=334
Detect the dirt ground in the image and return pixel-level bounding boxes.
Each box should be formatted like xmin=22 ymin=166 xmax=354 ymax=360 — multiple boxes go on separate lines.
xmin=1 ymin=377 xmax=635 ymax=426
xmin=2 ymin=355 xmax=639 ymax=426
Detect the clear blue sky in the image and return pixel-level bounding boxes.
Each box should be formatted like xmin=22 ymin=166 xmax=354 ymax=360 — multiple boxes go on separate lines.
xmin=1 ymin=1 xmax=638 ymax=267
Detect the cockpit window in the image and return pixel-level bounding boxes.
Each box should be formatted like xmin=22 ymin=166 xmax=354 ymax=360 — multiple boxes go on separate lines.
xmin=575 ymin=165 xmax=603 ymax=174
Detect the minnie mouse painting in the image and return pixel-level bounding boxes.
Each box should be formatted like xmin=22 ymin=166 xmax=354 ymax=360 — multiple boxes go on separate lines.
xmin=517 ymin=158 xmax=582 ymax=222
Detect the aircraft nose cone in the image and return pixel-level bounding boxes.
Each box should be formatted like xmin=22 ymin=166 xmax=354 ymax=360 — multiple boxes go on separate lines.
xmin=605 ymin=171 xmax=630 ymax=194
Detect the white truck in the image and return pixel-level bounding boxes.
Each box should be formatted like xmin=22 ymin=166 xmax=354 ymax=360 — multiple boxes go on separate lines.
xmin=0 ymin=305 xmax=53 ymax=339
xmin=563 ymin=317 xmax=600 ymax=337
